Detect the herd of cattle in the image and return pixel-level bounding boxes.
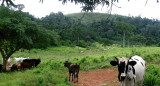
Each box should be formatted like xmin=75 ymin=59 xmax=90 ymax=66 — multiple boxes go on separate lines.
xmin=0 ymin=57 xmax=41 ymax=71
xmin=64 ymin=55 xmax=146 ymax=86
xmin=0 ymin=55 xmax=145 ymax=86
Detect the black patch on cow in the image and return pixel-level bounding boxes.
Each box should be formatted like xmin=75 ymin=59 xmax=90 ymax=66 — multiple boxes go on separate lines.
xmin=128 ymin=61 xmax=137 ymax=66
xmin=127 ymin=59 xmax=136 ymax=75
xmin=134 ymin=58 xmax=139 ymax=61
xmin=119 ymin=62 xmax=125 ymax=73
xmin=132 ymin=66 xmax=135 ymax=75
xmin=118 ymin=62 xmax=125 ymax=81
xmin=0 ymin=64 xmax=2 ymax=72
xmin=110 ymin=61 xmax=118 ymax=66
xmin=141 ymin=62 xmax=144 ymax=67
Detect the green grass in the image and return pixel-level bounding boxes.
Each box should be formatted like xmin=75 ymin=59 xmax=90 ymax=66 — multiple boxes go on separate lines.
xmin=0 ymin=46 xmax=160 ymax=85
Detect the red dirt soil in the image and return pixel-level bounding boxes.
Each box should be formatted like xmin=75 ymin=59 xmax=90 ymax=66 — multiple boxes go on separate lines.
xmin=73 ymin=68 xmax=119 ymax=86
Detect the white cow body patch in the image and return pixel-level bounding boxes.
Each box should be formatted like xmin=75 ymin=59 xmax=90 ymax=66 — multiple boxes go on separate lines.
xmin=129 ymin=55 xmax=145 ymax=84
xmin=110 ymin=55 xmax=145 ymax=86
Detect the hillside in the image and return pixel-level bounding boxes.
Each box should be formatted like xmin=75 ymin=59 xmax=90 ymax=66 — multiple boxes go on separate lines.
xmin=38 ymin=12 xmax=160 ymax=47
xmin=65 ymin=12 xmax=124 ymax=25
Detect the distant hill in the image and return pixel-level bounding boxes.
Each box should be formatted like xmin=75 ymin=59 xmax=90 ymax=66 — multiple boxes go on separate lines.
xmin=65 ymin=12 xmax=127 ymax=25
xmin=38 ymin=12 xmax=160 ymax=46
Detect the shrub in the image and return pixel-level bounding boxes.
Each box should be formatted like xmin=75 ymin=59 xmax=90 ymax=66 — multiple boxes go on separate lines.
xmin=38 ymin=77 xmax=44 ymax=86
xmin=92 ymin=58 xmax=100 ymax=63
xmin=79 ymin=57 xmax=87 ymax=63
xmin=77 ymin=40 xmax=88 ymax=48
xmin=131 ymin=49 xmax=141 ymax=56
xmin=100 ymin=56 xmax=105 ymax=61
xmin=157 ymin=42 xmax=160 ymax=47
xmin=91 ymin=42 xmax=104 ymax=49
xmin=143 ymin=64 xmax=160 ymax=86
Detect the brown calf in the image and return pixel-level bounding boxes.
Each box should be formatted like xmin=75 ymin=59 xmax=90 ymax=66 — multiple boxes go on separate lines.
xmin=64 ymin=61 xmax=80 ymax=83
xmin=18 ymin=62 xmax=35 ymax=71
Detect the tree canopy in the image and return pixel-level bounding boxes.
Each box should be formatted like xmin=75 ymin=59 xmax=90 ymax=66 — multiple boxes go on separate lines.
xmin=0 ymin=6 xmax=59 ymax=71
xmin=115 ymin=21 xmax=136 ymax=47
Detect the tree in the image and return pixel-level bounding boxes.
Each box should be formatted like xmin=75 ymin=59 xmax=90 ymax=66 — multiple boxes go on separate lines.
xmin=0 ymin=6 xmax=57 ymax=71
xmin=131 ymin=35 xmax=146 ymax=46
xmin=115 ymin=21 xmax=136 ymax=48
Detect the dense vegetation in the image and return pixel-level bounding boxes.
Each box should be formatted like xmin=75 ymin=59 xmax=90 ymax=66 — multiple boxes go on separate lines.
xmin=0 ymin=6 xmax=60 ymax=70
xmin=35 ymin=12 xmax=160 ymax=47
xmin=1 ymin=6 xmax=160 ymax=86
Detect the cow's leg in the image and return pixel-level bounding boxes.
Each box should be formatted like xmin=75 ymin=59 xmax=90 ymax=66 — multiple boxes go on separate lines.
xmin=120 ymin=82 xmax=123 ymax=86
xmin=120 ymin=81 xmax=125 ymax=86
xmin=77 ymin=73 xmax=78 ymax=82
xmin=72 ymin=73 xmax=74 ymax=81
xmin=69 ymin=73 xmax=71 ymax=81
xmin=73 ymin=73 xmax=75 ymax=82
xmin=139 ymin=80 xmax=143 ymax=86
xmin=130 ymin=80 xmax=135 ymax=86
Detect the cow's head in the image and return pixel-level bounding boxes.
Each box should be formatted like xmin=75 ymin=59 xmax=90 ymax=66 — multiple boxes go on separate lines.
xmin=64 ymin=61 xmax=70 ymax=67
xmin=110 ymin=57 xmax=136 ymax=82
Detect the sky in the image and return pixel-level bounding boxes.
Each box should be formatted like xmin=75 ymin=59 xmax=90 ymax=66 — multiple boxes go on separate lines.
xmin=2 ymin=0 xmax=160 ymax=19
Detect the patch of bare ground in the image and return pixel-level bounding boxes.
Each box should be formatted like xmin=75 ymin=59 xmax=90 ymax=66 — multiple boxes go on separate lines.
xmin=74 ymin=68 xmax=119 ymax=86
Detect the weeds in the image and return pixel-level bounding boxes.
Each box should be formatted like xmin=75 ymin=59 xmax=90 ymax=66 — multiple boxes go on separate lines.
xmin=0 ymin=46 xmax=160 ymax=86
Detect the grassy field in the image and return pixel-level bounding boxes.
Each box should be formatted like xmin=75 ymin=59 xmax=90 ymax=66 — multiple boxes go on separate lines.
xmin=0 ymin=45 xmax=160 ymax=86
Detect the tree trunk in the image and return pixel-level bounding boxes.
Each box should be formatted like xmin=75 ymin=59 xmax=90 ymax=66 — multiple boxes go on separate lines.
xmin=127 ymin=39 xmax=130 ymax=47
xmin=123 ymin=31 xmax=126 ymax=48
xmin=77 ymin=34 xmax=79 ymax=43
xmin=2 ymin=57 xmax=7 ymax=71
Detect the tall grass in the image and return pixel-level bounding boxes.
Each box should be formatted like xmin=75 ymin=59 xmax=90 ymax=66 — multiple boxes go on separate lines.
xmin=0 ymin=46 xmax=160 ymax=85
xmin=143 ymin=64 xmax=160 ymax=86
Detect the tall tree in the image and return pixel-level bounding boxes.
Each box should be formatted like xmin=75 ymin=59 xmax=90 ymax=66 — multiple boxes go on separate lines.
xmin=115 ymin=21 xmax=136 ymax=48
xmin=0 ymin=6 xmax=57 ymax=71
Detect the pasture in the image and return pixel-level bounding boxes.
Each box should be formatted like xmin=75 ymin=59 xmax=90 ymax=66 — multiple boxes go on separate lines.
xmin=0 ymin=45 xmax=160 ymax=86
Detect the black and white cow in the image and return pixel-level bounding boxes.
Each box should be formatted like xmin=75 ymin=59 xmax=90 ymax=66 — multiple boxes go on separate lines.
xmin=110 ymin=55 xmax=145 ymax=86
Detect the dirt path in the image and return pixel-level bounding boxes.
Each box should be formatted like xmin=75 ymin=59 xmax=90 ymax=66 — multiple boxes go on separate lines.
xmin=73 ymin=68 xmax=119 ymax=86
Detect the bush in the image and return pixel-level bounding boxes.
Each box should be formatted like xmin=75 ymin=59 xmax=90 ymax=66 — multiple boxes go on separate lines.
xmin=79 ymin=57 xmax=87 ymax=63
xmin=131 ymin=49 xmax=141 ymax=56
xmin=77 ymin=40 xmax=88 ymax=48
xmin=98 ymin=38 xmax=112 ymax=46
xmin=143 ymin=64 xmax=160 ymax=86
xmin=158 ymin=42 xmax=160 ymax=47
xmin=38 ymin=77 xmax=44 ymax=86
xmin=90 ymin=42 xmax=104 ymax=49
xmin=60 ymin=40 xmax=75 ymax=47
xmin=100 ymin=56 xmax=105 ymax=61
xmin=92 ymin=58 xmax=100 ymax=63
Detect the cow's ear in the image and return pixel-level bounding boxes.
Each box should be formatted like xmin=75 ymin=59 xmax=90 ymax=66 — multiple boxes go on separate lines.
xmin=114 ymin=56 xmax=118 ymax=60
xmin=128 ymin=61 xmax=136 ymax=66
xmin=110 ymin=61 xmax=118 ymax=66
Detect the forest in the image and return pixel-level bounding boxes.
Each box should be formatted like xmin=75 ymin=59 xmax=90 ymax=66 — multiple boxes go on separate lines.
xmin=2 ymin=6 xmax=160 ymax=49
xmin=35 ymin=12 xmax=160 ymax=48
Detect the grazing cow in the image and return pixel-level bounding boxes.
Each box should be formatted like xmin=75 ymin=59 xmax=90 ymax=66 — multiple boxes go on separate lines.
xmin=20 ymin=57 xmax=30 ymax=61
xmin=14 ymin=57 xmax=22 ymax=64
xmin=14 ymin=57 xmax=29 ymax=64
xmin=2 ymin=57 xmax=12 ymax=67
xmin=19 ymin=62 xmax=35 ymax=70
xmin=10 ymin=64 xmax=18 ymax=71
xmin=0 ymin=64 xmax=2 ymax=72
xmin=64 ymin=61 xmax=80 ymax=83
xmin=110 ymin=55 xmax=145 ymax=86
xmin=23 ymin=59 xmax=41 ymax=67
xmin=17 ymin=63 xmax=21 ymax=71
